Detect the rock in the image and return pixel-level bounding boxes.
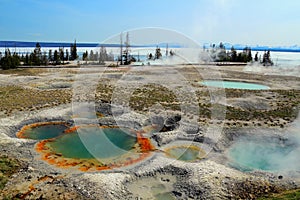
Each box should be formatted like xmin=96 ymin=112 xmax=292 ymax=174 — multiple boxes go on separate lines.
xmin=172 ymin=191 xmax=182 ymax=197
xmin=115 ymin=120 xmax=141 ymax=130
xmin=150 ymin=115 xmax=165 ymax=130
xmin=96 ymin=103 xmax=112 ymax=116
xmin=179 ymin=121 xmax=201 ymax=135
xmin=165 ymin=114 xmax=181 ymax=125
xmin=193 ymin=134 xmax=204 ymax=142
xmin=164 ymin=114 xmax=181 ymax=131
xmin=98 ymin=117 xmax=116 ymax=126
xmin=15 ymin=143 xmax=22 ymax=147
xmin=28 ymin=166 xmax=35 ymax=172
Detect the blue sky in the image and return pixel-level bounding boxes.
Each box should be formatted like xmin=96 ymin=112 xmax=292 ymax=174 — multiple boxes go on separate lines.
xmin=1 ymin=0 xmax=300 ymax=46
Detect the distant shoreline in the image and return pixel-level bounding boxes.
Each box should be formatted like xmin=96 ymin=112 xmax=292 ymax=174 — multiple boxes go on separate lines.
xmin=1 ymin=41 xmax=300 ymax=53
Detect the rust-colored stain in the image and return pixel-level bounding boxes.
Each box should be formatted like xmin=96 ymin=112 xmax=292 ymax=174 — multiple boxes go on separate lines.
xmin=63 ymin=125 xmax=119 ymax=134
xmin=18 ymin=175 xmax=60 ymax=199
xmin=34 ymin=125 xmax=156 ymax=172
xmin=96 ymin=112 xmax=104 ymax=118
xmin=136 ymin=131 xmax=155 ymax=152
xmin=63 ymin=125 xmax=80 ymax=133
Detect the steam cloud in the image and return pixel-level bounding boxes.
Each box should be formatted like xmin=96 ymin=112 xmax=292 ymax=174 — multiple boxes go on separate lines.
xmin=229 ymin=111 xmax=300 ymax=174
xmin=243 ymin=61 xmax=300 ymax=78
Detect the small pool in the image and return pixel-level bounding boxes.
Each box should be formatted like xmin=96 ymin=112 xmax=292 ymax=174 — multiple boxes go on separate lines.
xmin=165 ymin=145 xmax=205 ymax=161
xmin=228 ymin=138 xmax=296 ymax=171
xmin=201 ymin=80 xmax=269 ymax=90
xmin=17 ymin=122 xmax=68 ymax=140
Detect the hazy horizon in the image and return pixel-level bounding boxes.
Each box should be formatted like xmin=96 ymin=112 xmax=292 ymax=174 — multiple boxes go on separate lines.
xmin=1 ymin=40 xmax=300 ymax=52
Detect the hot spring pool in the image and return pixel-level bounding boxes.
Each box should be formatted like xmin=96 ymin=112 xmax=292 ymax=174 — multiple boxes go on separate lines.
xmin=165 ymin=145 xmax=206 ymax=161
xmin=48 ymin=127 xmax=137 ymax=159
xmin=201 ymin=80 xmax=270 ymax=90
xmin=228 ymin=138 xmax=297 ymax=171
xmin=35 ymin=126 xmax=155 ymax=171
xmin=17 ymin=122 xmax=68 ymax=140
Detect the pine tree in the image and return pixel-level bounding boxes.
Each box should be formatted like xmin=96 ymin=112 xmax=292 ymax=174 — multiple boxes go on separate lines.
xmin=12 ymin=52 xmax=20 ymax=67
xmin=0 ymin=49 xmax=20 ymax=69
xmin=155 ymin=46 xmax=162 ymax=59
xmin=261 ymin=50 xmax=273 ymax=66
xmin=99 ymin=46 xmax=107 ymax=64
xmin=59 ymin=47 xmax=64 ymax=64
xmin=247 ymin=47 xmax=252 ymax=62
xmin=82 ymin=51 xmax=88 ymax=61
xmin=254 ymin=52 xmax=258 ymax=62
xmin=42 ymin=52 xmax=48 ymax=65
xmin=219 ymin=42 xmax=225 ymax=49
xmin=48 ymin=49 xmax=53 ymax=62
xmin=217 ymin=42 xmax=227 ymax=61
xmin=230 ymin=46 xmax=237 ymax=62
xmin=65 ymin=49 xmax=69 ymax=61
xmin=53 ymin=50 xmax=60 ymax=65
xmin=33 ymin=42 xmax=42 ymax=65
xmin=25 ymin=53 xmax=29 ymax=65
xmin=70 ymin=40 xmax=78 ymax=61
xmin=89 ymin=50 xmax=94 ymax=61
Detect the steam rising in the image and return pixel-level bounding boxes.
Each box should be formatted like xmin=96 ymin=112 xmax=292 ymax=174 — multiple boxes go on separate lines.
xmin=243 ymin=52 xmax=300 ymax=78
xmin=229 ymin=111 xmax=300 ymax=173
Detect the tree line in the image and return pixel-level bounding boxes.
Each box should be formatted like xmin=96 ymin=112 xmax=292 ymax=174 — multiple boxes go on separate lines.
xmin=206 ymin=42 xmax=273 ymax=65
xmin=1 ymin=40 xmax=275 ymax=69
xmin=82 ymin=46 xmax=114 ymax=64
xmin=0 ymin=49 xmax=20 ymax=70
xmin=0 ymin=41 xmax=78 ymax=69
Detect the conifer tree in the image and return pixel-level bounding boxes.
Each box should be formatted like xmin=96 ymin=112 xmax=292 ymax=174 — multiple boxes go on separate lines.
xmin=70 ymin=40 xmax=78 ymax=60
xmin=254 ymin=52 xmax=259 ymax=62
xmin=53 ymin=50 xmax=60 ymax=65
xmin=230 ymin=46 xmax=237 ymax=62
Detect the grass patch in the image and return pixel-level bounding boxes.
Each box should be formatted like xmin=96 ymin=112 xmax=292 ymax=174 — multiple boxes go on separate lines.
xmin=0 ymin=85 xmax=71 ymax=115
xmin=129 ymin=84 xmax=180 ymax=112
xmin=0 ymin=156 xmax=20 ymax=190
xmin=96 ymin=81 xmax=299 ymax=123
xmin=258 ymin=189 xmax=300 ymax=200
xmin=96 ymin=82 xmax=114 ymax=102
xmin=213 ymin=89 xmax=300 ymax=122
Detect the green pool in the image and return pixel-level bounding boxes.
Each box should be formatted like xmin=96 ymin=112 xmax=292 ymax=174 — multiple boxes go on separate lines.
xmin=48 ymin=127 xmax=137 ymax=159
xmin=201 ymin=80 xmax=269 ymax=90
xmin=21 ymin=124 xmax=68 ymax=140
